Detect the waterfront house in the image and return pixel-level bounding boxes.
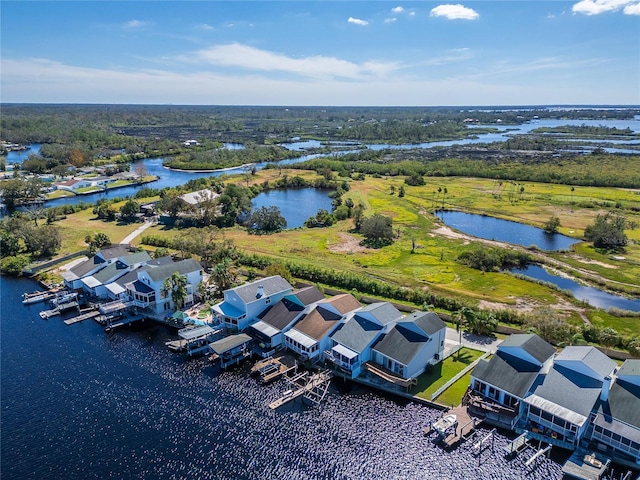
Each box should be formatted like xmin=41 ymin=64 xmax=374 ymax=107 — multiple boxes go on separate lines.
xmin=245 ymin=286 xmax=325 ymax=356
xmin=520 ymin=346 xmax=617 ymax=450
xmin=105 ymin=256 xmax=174 ymax=301
xmin=590 ymin=359 xmax=640 ymax=467
xmin=284 ymin=294 xmax=361 ymax=361
xmin=81 ymin=250 xmax=151 ymax=299
xmin=370 ymin=311 xmax=446 ymax=381
xmin=468 ymin=334 xmax=556 ymax=429
xmin=326 ymin=302 xmax=403 ymax=378
xmin=212 ymin=276 xmax=293 ymax=331
xmin=55 ymin=178 xmax=92 ymax=192
xmin=62 ymin=245 xmax=132 ymax=291
xmin=126 ymin=258 xmax=203 ymax=318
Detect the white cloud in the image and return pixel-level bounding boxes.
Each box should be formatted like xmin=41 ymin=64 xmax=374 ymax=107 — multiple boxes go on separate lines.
xmin=623 ymin=2 xmax=640 ymax=13
xmin=188 ymin=43 xmax=399 ymax=80
xmin=430 ymin=4 xmax=479 ymax=20
xmin=196 ymin=23 xmax=214 ymax=31
xmin=347 ymin=17 xmax=369 ymax=26
xmin=385 ymin=17 xmax=397 ymax=23
xmin=572 ymin=0 xmax=640 ymax=15
xmin=409 ymin=11 xmax=416 ymax=16
xmin=123 ymin=20 xmax=148 ymax=30
xmin=391 ymin=6 xmax=404 ymax=13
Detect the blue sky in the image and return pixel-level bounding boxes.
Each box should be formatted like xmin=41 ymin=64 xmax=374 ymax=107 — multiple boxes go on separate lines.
xmin=1 ymin=1 xmax=638 ymax=105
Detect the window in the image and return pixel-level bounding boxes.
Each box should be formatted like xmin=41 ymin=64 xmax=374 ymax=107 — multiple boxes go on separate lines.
xmin=266 ymin=298 xmax=271 ymax=305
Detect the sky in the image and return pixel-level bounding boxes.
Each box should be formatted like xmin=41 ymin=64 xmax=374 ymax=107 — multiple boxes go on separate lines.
xmin=1 ymin=1 xmax=639 ymax=106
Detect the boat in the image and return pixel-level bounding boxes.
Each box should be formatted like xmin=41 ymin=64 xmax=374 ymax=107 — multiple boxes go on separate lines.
xmin=49 ymin=291 xmax=78 ymax=307
xmin=22 ymin=290 xmax=55 ymax=305
xmin=433 ymin=414 xmax=458 ymax=436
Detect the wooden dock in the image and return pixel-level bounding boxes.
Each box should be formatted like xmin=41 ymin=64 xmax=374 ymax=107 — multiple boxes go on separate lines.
xmin=251 ymin=354 xmax=297 ymax=383
xmin=64 ymin=309 xmax=100 ymax=325
xmin=424 ymin=405 xmax=482 ymax=448
xmin=39 ymin=301 xmax=79 ymax=319
xmin=268 ymin=370 xmax=332 ymax=410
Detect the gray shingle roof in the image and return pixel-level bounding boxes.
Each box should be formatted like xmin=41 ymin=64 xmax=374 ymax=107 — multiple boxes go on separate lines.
xmin=120 ymin=250 xmax=151 ymax=266
xmin=92 ymin=261 xmax=129 ymax=283
xmin=555 ymin=346 xmax=617 ymax=379
xmin=228 ymin=276 xmax=292 ymax=304
xmin=294 ymin=286 xmax=325 ymax=306
xmin=331 ymin=315 xmax=384 ymax=353
xmin=606 ymin=379 xmax=640 ymax=429
xmin=528 ymin=365 xmax=604 ymax=418
xmin=372 ymin=325 xmax=428 ymax=366
xmin=258 ymin=297 xmax=305 ymax=330
xmin=472 ymin=351 xmax=542 ymax=398
xmin=358 ymin=302 xmax=403 ymax=326
xmin=98 ymin=245 xmax=130 ymax=260
xmin=145 ymin=258 xmax=202 ymax=283
xmin=499 ymin=334 xmax=556 ymax=364
xmin=410 ymin=311 xmax=446 ymax=336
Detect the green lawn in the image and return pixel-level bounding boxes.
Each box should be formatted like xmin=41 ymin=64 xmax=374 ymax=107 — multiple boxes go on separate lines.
xmin=410 ymin=348 xmax=484 ymax=404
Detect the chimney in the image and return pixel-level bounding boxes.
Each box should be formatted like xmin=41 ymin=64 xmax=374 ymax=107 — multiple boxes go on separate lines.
xmin=256 ymin=285 xmax=264 ymax=299
xmin=600 ymin=375 xmax=613 ymax=402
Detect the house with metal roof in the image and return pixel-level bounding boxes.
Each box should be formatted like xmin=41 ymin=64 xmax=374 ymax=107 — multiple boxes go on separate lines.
xmin=284 ymin=294 xmax=361 ymax=361
xmin=211 ymin=276 xmax=293 ymax=331
xmin=126 ymin=258 xmax=203 ymax=319
xmin=326 ymin=302 xmax=403 ymax=378
xmin=590 ymin=359 xmax=640 ymax=468
xmin=245 ymin=286 xmax=325 ymax=356
xmin=62 ymin=245 xmax=132 ymax=290
xmin=80 ymin=250 xmax=151 ymax=299
xmin=370 ymin=311 xmax=446 ymax=381
xmin=519 ymin=346 xmax=617 ymax=450
xmin=468 ymin=334 xmax=556 ymax=429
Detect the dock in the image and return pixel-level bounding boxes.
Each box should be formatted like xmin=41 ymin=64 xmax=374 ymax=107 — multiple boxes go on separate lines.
xmin=562 ymin=448 xmax=611 ymax=480
xmin=250 ymin=354 xmax=297 ymax=383
xmin=39 ymin=301 xmax=79 ymax=319
xmin=503 ymin=431 xmax=531 ymax=456
xmin=167 ymin=325 xmax=222 ymax=356
xmin=268 ymin=369 xmax=333 ymax=410
xmin=424 ymin=405 xmax=482 ymax=448
xmin=64 ymin=308 xmax=100 ymax=325
xmin=104 ymin=314 xmax=146 ymax=331
xmin=22 ymin=290 xmax=57 ymax=305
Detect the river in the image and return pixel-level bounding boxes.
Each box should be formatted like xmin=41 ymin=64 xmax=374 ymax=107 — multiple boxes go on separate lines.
xmin=0 ymin=275 xmax=566 ymax=479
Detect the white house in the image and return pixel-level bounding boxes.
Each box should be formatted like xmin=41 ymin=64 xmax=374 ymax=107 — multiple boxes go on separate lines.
xmin=326 ymin=302 xmax=403 ymax=378
xmin=469 ymin=334 xmax=556 ymax=429
xmin=245 ymin=286 xmax=325 ymax=356
xmin=81 ymin=250 xmax=151 ymax=299
xmin=370 ymin=311 xmax=446 ymax=380
xmin=284 ymin=294 xmax=361 ymax=361
xmin=212 ymin=276 xmax=293 ymax=331
xmin=62 ymin=245 xmax=132 ymax=291
xmin=126 ymin=258 xmax=203 ymax=319
xmin=520 ymin=346 xmax=617 ymax=450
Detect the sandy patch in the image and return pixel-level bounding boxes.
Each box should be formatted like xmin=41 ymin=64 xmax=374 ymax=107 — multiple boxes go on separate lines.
xmin=327 ymin=233 xmax=369 ymax=254
xmin=570 ymin=255 xmax=617 ymax=269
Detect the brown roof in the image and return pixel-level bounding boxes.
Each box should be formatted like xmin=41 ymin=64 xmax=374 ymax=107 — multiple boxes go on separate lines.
xmin=294 ymin=294 xmax=360 ymax=341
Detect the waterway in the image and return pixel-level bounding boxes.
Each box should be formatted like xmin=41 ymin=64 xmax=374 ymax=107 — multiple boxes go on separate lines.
xmin=0 ymin=275 xmax=566 ymax=479
xmin=512 ymin=264 xmax=640 ymax=312
xmin=436 ymin=210 xmax=578 ymax=251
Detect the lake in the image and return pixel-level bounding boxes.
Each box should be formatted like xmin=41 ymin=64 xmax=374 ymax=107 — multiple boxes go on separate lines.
xmin=251 ymin=188 xmax=334 ymax=229
xmin=436 ymin=211 xmax=578 ymax=251
xmin=512 ymin=264 xmax=640 ymax=312
xmin=0 ymin=275 xmax=566 ymax=479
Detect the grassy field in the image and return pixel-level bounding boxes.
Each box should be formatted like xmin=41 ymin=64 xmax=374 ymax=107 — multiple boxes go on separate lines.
xmin=51 ymin=167 xmax=640 ymax=340
xmin=410 ymin=348 xmax=485 ymax=406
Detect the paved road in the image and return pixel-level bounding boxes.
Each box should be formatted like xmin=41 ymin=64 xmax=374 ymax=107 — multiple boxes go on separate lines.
xmin=120 ymin=220 xmax=155 ymax=245
xmin=444 ymin=327 xmax=502 ymax=355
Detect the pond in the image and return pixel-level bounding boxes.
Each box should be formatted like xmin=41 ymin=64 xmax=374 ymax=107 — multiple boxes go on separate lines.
xmin=251 ymin=188 xmax=334 ymax=229
xmin=512 ymin=264 xmax=640 ymax=312
xmin=436 ymin=211 xmax=578 ymax=251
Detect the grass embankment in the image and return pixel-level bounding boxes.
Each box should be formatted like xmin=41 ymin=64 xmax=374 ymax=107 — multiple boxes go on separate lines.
xmin=411 ymin=348 xmax=485 ymax=407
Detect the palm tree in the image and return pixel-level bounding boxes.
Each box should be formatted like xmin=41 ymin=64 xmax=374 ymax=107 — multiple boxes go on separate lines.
xmin=600 ymin=327 xmax=618 ymax=356
xmin=163 ymin=272 xmax=188 ymax=310
xmin=453 ymin=307 xmax=475 ymax=358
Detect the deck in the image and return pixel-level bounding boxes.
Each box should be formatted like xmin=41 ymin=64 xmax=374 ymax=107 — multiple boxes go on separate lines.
xmin=562 ymin=448 xmax=611 ymax=480
xmin=268 ymin=370 xmax=332 ymax=410
xmin=424 ymin=405 xmax=482 ymax=448
xmin=64 ymin=309 xmax=100 ymax=325
xmin=39 ymin=301 xmax=79 ymax=319
xmin=250 ymin=354 xmax=297 ymax=383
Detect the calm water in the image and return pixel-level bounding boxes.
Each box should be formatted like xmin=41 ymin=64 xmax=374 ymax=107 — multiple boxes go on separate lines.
xmin=512 ymin=264 xmax=640 ymax=312
xmin=4 ymin=143 xmax=42 ymax=162
xmin=0 ymin=275 xmax=567 ymax=479
xmin=251 ymin=188 xmax=334 ymax=229
xmin=437 ymin=211 xmax=578 ymax=251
